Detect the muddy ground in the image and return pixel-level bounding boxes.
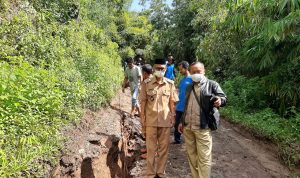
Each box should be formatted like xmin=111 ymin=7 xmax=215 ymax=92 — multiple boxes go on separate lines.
xmin=51 ymin=90 xmax=298 ymax=178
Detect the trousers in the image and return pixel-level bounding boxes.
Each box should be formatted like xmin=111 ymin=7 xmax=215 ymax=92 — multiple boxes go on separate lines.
xmin=146 ymin=127 xmax=171 ymax=178
xmin=183 ymin=127 xmax=212 ymax=178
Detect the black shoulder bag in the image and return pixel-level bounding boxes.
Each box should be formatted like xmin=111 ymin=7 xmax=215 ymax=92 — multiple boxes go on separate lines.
xmin=192 ymin=86 xmax=218 ymax=131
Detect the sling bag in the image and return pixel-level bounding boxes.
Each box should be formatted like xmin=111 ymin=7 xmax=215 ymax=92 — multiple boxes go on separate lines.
xmin=192 ymin=85 xmax=218 ymax=131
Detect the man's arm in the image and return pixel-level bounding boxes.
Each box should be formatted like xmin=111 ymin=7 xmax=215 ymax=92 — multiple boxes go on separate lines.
xmin=139 ymin=82 xmax=147 ymax=125
xmin=211 ymin=81 xmax=227 ymax=107
xmin=169 ymin=83 xmax=179 ymax=125
xmin=178 ymin=84 xmax=192 ymax=133
xmin=139 ymin=74 xmax=143 ymax=85
xmin=137 ymin=67 xmax=143 ymax=84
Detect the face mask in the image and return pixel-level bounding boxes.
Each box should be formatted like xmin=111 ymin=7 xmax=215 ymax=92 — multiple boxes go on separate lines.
xmin=191 ymin=73 xmax=205 ymax=83
xmin=154 ymin=70 xmax=165 ymax=78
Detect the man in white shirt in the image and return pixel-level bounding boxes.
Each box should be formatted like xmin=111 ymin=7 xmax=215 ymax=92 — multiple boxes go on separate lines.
xmin=122 ymin=57 xmax=142 ymax=116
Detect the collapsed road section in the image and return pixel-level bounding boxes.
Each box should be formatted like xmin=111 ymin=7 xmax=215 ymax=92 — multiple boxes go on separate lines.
xmin=51 ymin=106 xmax=144 ymax=178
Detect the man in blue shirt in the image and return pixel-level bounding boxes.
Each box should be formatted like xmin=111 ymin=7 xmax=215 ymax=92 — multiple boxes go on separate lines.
xmin=173 ymin=61 xmax=193 ymax=144
xmin=165 ymin=55 xmax=176 ymax=80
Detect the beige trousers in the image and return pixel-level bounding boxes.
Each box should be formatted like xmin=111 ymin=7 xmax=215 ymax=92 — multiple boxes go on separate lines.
xmin=146 ymin=127 xmax=171 ymax=178
xmin=183 ymin=127 xmax=212 ymax=178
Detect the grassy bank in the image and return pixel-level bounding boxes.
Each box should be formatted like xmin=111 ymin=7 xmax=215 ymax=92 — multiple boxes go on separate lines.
xmin=0 ymin=0 xmax=126 ymax=176
xmin=221 ymin=75 xmax=300 ymax=168
xmin=222 ymin=106 xmax=300 ymax=167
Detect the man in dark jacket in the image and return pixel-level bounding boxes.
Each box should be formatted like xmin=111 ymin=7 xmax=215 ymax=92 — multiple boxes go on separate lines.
xmin=178 ymin=62 xmax=226 ymax=178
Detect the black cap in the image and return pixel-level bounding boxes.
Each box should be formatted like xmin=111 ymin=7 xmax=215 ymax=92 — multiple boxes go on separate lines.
xmin=154 ymin=58 xmax=166 ymax=65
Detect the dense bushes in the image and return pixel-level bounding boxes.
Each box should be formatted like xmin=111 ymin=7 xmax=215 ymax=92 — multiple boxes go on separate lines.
xmin=0 ymin=62 xmax=64 ymax=137
xmin=195 ymin=0 xmax=300 ymax=116
xmin=222 ymin=107 xmax=300 ymax=166
xmin=223 ymin=76 xmax=267 ymax=111
xmin=0 ymin=62 xmax=65 ymax=177
xmin=222 ymin=76 xmax=300 ymax=166
xmin=0 ymin=0 xmax=132 ymax=176
xmin=59 ymin=20 xmax=122 ymax=109
xmin=0 ymin=0 xmax=155 ymax=175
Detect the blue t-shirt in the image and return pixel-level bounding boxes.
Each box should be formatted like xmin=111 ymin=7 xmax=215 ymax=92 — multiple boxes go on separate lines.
xmin=165 ymin=64 xmax=175 ymax=80
xmin=176 ymin=76 xmax=193 ymax=112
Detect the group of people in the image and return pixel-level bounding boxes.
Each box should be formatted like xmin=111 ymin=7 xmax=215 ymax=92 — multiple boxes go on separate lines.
xmin=122 ymin=55 xmax=227 ymax=178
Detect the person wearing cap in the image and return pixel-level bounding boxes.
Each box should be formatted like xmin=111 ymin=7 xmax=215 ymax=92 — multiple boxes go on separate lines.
xmin=140 ymin=58 xmax=179 ymax=178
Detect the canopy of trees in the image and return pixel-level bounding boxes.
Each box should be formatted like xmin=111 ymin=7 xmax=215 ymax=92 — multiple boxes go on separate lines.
xmin=140 ymin=0 xmax=300 ymax=166
xmin=141 ymin=0 xmax=300 ymax=117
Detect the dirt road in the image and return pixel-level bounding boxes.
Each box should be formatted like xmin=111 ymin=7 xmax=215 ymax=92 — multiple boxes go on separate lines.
xmin=131 ymin=120 xmax=292 ymax=178
xmin=52 ymin=90 xmax=295 ymax=178
xmin=118 ymin=90 xmax=292 ymax=178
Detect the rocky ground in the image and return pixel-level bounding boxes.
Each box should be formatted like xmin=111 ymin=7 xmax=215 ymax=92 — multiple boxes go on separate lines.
xmin=50 ymin=90 xmax=298 ymax=178
xmin=131 ymin=120 xmax=293 ymax=178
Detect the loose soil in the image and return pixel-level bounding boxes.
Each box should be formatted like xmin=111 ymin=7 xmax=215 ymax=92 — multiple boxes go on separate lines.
xmin=51 ymin=90 xmax=298 ymax=178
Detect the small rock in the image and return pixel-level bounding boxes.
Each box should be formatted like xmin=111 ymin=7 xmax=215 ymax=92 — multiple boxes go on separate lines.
xmin=87 ymin=134 xmax=101 ymax=145
xmin=78 ymin=149 xmax=85 ymax=155
xmin=60 ymin=156 xmax=75 ymax=167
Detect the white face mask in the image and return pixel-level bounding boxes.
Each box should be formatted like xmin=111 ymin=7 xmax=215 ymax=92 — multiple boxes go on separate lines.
xmin=154 ymin=70 xmax=165 ymax=78
xmin=191 ymin=73 xmax=205 ymax=83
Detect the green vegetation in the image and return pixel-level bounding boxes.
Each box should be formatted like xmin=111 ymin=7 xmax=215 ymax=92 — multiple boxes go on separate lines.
xmin=223 ymin=77 xmax=300 ymax=166
xmin=140 ymin=0 xmax=300 ymax=167
xmin=1 ymin=0 xmax=299 ymax=175
xmin=0 ymin=0 xmax=153 ymax=176
xmin=222 ymin=107 xmax=300 ymax=167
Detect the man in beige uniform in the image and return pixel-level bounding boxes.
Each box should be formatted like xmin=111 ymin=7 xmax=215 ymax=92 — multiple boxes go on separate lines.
xmin=140 ymin=59 xmax=178 ymax=178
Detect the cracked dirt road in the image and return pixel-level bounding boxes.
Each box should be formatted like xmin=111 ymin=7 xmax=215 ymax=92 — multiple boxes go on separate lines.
xmin=120 ymin=90 xmax=294 ymax=178
xmin=53 ymin=90 xmax=296 ymax=178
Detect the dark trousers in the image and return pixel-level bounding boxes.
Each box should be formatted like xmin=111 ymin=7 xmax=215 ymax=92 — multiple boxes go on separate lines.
xmin=174 ymin=111 xmax=183 ymax=143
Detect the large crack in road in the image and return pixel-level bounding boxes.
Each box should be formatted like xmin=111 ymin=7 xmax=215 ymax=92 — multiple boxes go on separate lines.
xmin=51 ymin=90 xmax=144 ymax=178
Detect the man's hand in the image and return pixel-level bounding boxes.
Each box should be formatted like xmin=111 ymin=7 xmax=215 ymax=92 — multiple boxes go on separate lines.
xmin=140 ymin=116 xmax=146 ymax=138
xmin=178 ymin=123 xmax=184 ymax=134
xmin=214 ymin=97 xmax=222 ymax=107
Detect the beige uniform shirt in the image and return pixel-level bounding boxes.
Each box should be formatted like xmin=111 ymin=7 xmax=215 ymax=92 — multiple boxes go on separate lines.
xmin=185 ymin=84 xmax=201 ymax=129
xmin=140 ymin=77 xmax=179 ymax=127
